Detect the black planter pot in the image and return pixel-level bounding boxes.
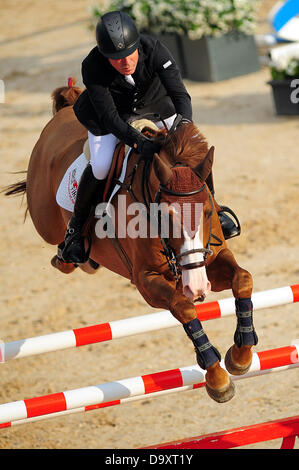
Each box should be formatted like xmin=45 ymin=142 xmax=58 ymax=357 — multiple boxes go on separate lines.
xmin=268 ymin=79 xmax=299 ymax=115
xmin=179 ymin=32 xmax=260 ymax=82
xmin=146 ymin=30 xmax=260 ymax=82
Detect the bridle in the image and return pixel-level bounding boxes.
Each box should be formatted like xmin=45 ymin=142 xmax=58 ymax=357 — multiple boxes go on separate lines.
xmin=120 ymin=155 xmax=222 ymax=282
xmin=114 ymin=115 xmax=223 ymax=282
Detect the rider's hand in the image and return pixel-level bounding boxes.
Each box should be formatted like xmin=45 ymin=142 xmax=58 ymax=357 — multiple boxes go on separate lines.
xmin=135 ymin=135 xmax=162 ymax=159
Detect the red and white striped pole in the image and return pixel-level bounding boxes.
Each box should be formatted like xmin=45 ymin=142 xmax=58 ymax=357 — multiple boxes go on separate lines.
xmin=0 ymin=342 xmax=298 ymax=428
xmin=1 ymin=285 xmax=298 ymax=362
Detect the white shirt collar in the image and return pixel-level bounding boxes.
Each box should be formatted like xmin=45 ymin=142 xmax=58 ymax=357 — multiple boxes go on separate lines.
xmin=124 ymin=74 xmax=135 ymax=86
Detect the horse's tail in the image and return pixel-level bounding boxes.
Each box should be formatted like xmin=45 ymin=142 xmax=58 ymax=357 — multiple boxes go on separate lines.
xmin=51 ymin=77 xmax=82 ymax=115
xmin=2 ymin=171 xmax=28 ymax=221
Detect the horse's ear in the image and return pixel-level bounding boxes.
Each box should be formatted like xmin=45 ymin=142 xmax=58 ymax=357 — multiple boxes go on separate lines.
xmin=153 ymin=153 xmax=173 ymax=186
xmin=193 ymin=146 xmax=214 ymax=182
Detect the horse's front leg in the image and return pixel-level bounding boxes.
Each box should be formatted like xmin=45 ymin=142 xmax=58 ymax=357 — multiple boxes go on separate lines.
xmin=207 ymin=248 xmax=258 ymax=375
xmin=137 ymin=269 xmax=235 ymax=403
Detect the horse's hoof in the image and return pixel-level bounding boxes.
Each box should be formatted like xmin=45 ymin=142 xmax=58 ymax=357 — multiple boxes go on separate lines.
xmin=205 ymin=378 xmax=235 ymax=403
xmin=51 ymin=255 xmax=77 ymax=274
xmin=205 ymin=364 xmax=235 ymax=403
xmin=224 ymin=346 xmax=252 ymax=376
xmin=79 ymin=258 xmax=101 ymax=274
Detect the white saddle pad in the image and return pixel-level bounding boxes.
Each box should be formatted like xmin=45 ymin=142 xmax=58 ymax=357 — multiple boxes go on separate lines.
xmin=56 ymin=153 xmax=87 ymax=212
xmin=56 ymin=149 xmax=132 ymax=213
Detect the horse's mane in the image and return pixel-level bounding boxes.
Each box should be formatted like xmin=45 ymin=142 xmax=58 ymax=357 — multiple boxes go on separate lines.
xmin=159 ymin=123 xmax=209 ymax=167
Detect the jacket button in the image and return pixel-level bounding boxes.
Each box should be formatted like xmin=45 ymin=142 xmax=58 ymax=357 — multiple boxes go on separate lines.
xmin=133 ymin=107 xmax=137 ymax=112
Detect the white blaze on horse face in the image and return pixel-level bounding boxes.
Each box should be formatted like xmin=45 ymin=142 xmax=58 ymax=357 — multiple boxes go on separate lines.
xmin=179 ymin=207 xmax=211 ymax=302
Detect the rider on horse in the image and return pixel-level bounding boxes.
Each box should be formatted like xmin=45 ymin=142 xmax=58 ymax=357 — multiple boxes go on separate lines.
xmin=62 ymin=10 xmax=239 ymax=264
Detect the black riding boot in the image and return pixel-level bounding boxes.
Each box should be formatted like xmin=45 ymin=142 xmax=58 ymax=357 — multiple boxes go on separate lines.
xmin=206 ymin=172 xmax=240 ymax=240
xmin=61 ymin=163 xmax=105 ymax=264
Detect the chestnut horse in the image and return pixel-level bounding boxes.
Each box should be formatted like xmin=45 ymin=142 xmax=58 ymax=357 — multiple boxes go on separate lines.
xmin=5 ymin=82 xmax=258 ymax=403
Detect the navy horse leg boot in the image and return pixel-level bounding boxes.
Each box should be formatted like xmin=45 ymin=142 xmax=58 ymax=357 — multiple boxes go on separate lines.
xmin=183 ymin=318 xmax=235 ymax=403
xmin=206 ymin=172 xmax=240 ymax=240
xmin=61 ymin=163 xmax=105 ymax=264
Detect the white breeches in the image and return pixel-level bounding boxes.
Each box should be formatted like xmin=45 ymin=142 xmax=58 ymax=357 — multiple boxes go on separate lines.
xmin=88 ymin=114 xmax=177 ymax=180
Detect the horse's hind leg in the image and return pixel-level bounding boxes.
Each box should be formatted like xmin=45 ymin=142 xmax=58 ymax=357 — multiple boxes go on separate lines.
xmin=79 ymin=258 xmax=100 ymax=274
xmin=51 ymin=253 xmax=100 ymax=275
xmin=51 ymin=255 xmax=77 ymax=274
xmin=207 ymin=248 xmax=258 ymax=375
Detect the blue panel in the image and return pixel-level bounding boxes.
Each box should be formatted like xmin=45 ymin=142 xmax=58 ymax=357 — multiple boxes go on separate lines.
xmin=272 ymin=0 xmax=299 ymax=31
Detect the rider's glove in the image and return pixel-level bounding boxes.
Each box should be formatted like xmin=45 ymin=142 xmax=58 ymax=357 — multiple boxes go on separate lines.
xmin=135 ymin=135 xmax=163 ymax=160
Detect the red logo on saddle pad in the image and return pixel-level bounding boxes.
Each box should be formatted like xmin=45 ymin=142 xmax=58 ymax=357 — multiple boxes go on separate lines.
xmin=68 ymin=169 xmax=78 ymax=204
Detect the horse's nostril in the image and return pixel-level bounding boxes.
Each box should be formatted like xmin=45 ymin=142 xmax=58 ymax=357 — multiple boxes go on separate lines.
xmin=195 ymin=294 xmax=206 ymax=303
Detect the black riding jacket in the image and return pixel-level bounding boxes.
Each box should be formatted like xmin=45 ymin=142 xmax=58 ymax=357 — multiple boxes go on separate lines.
xmin=73 ymin=34 xmax=192 ymax=148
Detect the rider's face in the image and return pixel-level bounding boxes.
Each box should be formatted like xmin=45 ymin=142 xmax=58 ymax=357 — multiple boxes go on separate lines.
xmin=108 ymin=49 xmax=139 ymax=75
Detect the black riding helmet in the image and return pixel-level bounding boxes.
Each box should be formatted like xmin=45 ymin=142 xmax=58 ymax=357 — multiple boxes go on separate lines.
xmin=96 ymin=11 xmax=140 ymax=59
